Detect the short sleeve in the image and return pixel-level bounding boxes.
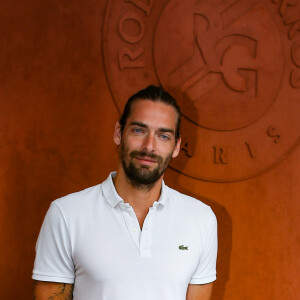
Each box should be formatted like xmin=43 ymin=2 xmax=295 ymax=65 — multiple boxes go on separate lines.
xmin=190 ymin=209 xmax=218 ymax=284
xmin=32 ymin=202 xmax=75 ymax=283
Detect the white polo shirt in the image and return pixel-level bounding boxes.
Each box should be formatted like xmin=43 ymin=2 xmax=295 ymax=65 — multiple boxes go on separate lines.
xmin=33 ymin=172 xmax=217 ymax=300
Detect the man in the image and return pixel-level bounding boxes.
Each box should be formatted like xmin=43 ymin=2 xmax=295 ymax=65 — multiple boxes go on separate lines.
xmin=33 ymin=85 xmax=218 ymax=300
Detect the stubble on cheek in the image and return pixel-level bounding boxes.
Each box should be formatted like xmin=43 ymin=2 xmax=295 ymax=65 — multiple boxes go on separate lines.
xmin=118 ymin=136 xmax=175 ymax=188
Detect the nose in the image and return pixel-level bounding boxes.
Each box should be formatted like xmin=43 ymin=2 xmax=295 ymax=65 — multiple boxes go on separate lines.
xmin=142 ymin=133 xmax=156 ymax=153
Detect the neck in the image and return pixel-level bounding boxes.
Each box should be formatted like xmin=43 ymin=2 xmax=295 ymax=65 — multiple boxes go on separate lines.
xmin=113 ymin=166 xmax=163 ymax=210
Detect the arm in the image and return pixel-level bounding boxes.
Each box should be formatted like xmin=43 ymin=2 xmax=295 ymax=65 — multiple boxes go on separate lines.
xmin=187 ymin=209 xmax=217 ymax=299
xmin=186 ymin=283 xmax=213 ymax=300
xmin=34 ymin=281 xmax=74 ymax=300
xmin=33 ymin=204 xmax=75 ymax=292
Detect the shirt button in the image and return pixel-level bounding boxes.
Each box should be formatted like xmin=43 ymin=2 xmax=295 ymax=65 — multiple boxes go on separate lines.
xmin=133 ymin=227 xmax=137 ymax=232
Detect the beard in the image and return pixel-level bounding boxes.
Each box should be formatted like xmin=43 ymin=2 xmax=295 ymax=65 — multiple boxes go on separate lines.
xmin=119 ymin=141 xmax=173 ymax=189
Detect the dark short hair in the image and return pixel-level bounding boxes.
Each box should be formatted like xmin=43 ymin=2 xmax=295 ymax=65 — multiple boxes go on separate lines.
xmin=119 ymin=85 xmax=181 ymax=140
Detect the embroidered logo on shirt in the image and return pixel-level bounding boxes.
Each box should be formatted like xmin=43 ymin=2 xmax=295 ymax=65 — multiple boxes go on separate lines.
xmin=179 ymin=245 xmax=188 ymax=250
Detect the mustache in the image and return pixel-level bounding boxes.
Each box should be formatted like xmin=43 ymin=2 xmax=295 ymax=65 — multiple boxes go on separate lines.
xmin=130 ymin=151 xmax=163 ymax=163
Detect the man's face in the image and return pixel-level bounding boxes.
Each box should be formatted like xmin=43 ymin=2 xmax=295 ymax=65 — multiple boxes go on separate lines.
xmin=114 ymin=99 xmax=181 ymax=187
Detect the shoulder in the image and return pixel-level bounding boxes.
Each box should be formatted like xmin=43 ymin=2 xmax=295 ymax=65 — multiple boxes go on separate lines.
xmin=165 ymin=186 xmax=216 ymax=223
xmin=166 ymin=185 xmax=212 ymax=211
xmin=52 ymin=183 xmax=103 ymax=215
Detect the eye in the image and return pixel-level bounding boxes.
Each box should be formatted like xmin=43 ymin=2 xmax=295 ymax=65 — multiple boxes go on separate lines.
xmin=159 ymin=134 xmax=171 ymax=141
xmin=132 ymin=127 xmax=144 ymax=134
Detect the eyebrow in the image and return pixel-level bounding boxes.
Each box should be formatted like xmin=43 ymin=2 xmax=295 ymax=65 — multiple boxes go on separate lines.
xmin=129 ymin=121 xmax=175 ymax=135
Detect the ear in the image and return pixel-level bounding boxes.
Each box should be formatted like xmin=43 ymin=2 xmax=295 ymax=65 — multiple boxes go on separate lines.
xmin=113 ymin=122 xmax=122 ymax=146
xmin=172 ymin=137 xmax=181 ymax=158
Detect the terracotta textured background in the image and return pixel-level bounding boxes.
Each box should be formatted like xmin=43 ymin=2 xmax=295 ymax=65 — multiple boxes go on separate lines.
xmin=0 ymin=0 xmax=299 ymax=298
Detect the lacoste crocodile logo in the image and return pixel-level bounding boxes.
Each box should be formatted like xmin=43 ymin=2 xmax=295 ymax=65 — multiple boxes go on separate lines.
xmin=179 ymin=245 xmax=188 ymax=250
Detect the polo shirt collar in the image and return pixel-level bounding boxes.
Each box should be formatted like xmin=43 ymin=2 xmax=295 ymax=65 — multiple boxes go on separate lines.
xmin=102 ymin=172 xmax=168 ymax=208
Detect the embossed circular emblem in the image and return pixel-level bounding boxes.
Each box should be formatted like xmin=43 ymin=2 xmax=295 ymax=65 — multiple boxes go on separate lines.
xmin=103 ymin=0 xmax=300 ymax=182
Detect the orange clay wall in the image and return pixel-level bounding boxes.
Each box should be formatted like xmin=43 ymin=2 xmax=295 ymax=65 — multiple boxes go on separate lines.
xmin=0 ymin=0 xmax=299 ymax=298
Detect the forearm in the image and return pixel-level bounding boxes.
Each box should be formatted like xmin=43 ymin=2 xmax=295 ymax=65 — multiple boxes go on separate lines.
xmin=186 ymin=282 xmax=213 ymax=300
xmin=33 ymin=281 xmax=74 ymax=300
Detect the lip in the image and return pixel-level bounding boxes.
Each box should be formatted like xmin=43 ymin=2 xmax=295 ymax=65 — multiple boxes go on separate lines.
xmin=135 ymin=156 xmax=157 ymax=165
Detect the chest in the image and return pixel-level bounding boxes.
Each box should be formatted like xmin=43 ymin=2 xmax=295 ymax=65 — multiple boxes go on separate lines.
xmin=71 ymin=205 xmax=203 ymax=286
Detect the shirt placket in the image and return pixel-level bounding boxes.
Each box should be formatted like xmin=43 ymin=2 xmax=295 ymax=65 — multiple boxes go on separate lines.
xmin=119 ymin=202 xmax=159 ymax=257
xmin=139 ymin=203 xmax=159 ymax=257
xmin=119 ymin=203 xmax=141 ymax=249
